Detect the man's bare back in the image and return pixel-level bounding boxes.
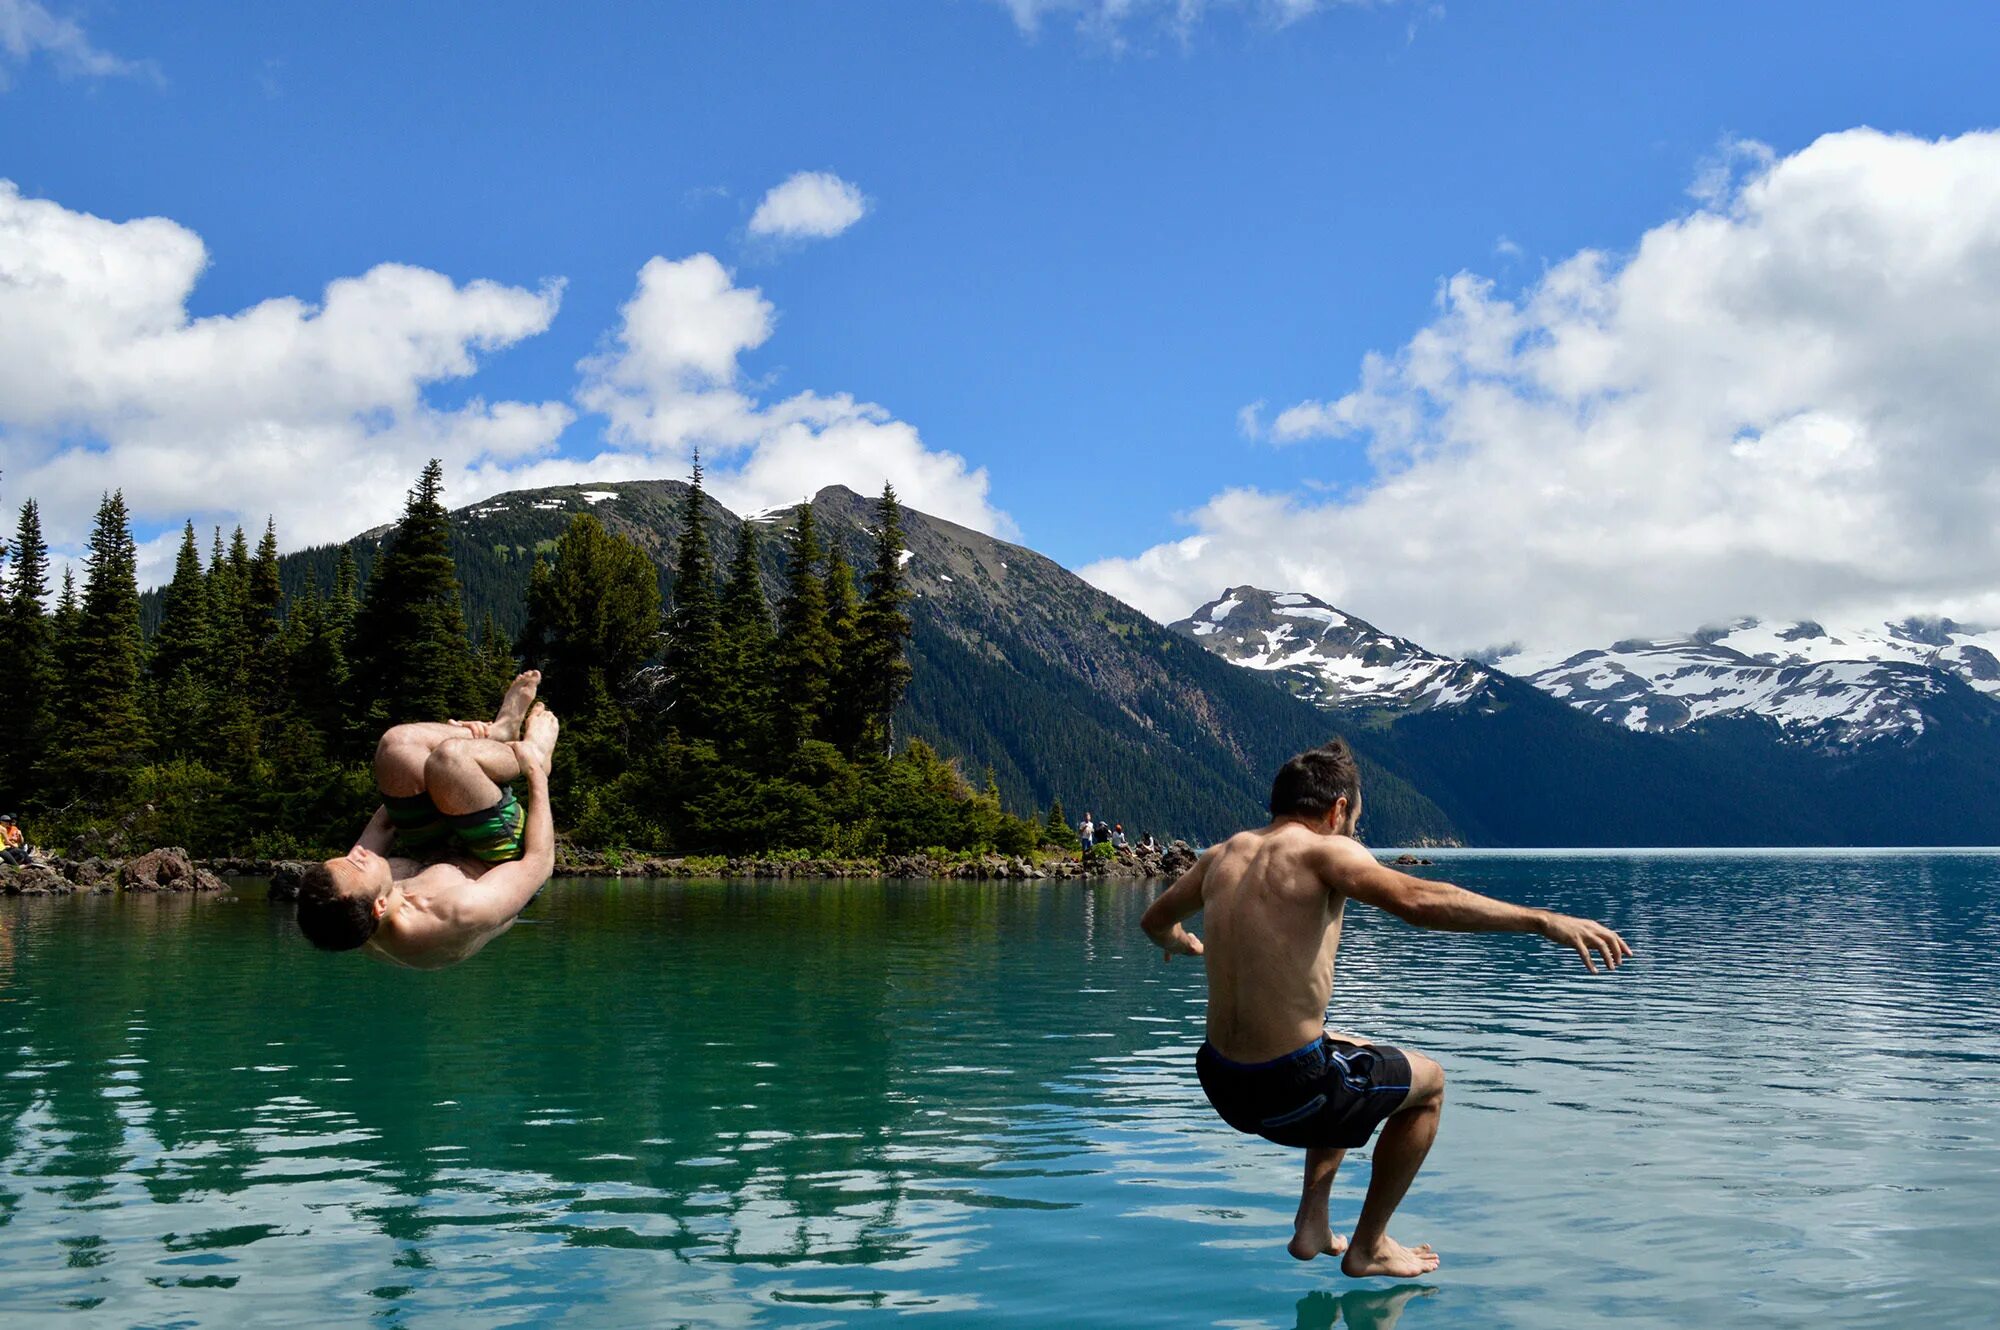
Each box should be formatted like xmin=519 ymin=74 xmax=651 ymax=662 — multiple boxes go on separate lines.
xmin=1141 ymin=741 xmax=1631 ymax=1277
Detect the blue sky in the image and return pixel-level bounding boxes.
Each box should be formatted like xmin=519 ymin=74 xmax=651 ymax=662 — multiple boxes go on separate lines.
xmin=6 ymin=1 xmax=2000 ymax=649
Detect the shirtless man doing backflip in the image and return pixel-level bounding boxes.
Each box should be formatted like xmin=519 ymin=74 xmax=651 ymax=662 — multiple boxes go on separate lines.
xmin=1141 ymin=740 xmax=1631 ymax=1277
xmin=295 ymin=670 xmax=560 ymax=968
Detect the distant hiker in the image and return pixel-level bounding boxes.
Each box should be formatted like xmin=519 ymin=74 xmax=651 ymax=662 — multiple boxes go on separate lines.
xmin=1079 ymin=813 xmax=1097 ymax=852
xmin=1142 ymin=834 xmax=1159 ymax=853
xmin=1140 ymin=739 xmax=1630 ymax=1276
xmin=1112 ymin=825 xmax=1129 ymax=850
xmin=295 ymin=671 xmax=561 ymax=970
xmin=0 ymin=815 xmax=26 ymax=866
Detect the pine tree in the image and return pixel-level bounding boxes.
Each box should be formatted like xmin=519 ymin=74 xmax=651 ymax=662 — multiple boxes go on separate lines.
xmin=844 ymin=483 xmax=915 ymax=756
xmin=289 ymin=569 xmax=351 ymax=747
xmin=350 ymin=460 xmax=482 ymax=726
xmin=662 ymin=460 xmax=724 ymax=740
xmin=773 ymin=501 xmax=835 ymax=753
xmin=151 ymin=523 xmax=210 ymax=686
xmin=249 ymin=518 xmax=283 ymax=626
xmin=1044 ymin=797 xmax=1081 ymax=850
xmin=55 ymin=492 xmax=149 ymax=799
xmin=718 ymin=519 xmax=775 ymax=756
xmin=522 ymin=512 xmax=664 ymax=721
xmin=149 ymin=523 xmax=214 ymax=760
xmin=475 ymin=612 xmax=518 ymax=700
xmin=0 ymin=501 xmax=56 ymax=806
xmin=822 ymin=546 xmax=865 ymax=753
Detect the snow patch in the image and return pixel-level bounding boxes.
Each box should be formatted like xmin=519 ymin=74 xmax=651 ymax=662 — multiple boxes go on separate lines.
xmin=581 ymin=491 xmax=619 ymax=504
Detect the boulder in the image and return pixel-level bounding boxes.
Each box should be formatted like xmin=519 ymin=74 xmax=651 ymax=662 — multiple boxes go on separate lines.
xmin=1 ymin=864 xmax=74 ymax=896
xmin=120 ymin=847 xmax=197 ymax=892
xmin=72 ymin=856 xmax=121 ymax=888
xmin=266 ymin=861 xmax=312 ymax=901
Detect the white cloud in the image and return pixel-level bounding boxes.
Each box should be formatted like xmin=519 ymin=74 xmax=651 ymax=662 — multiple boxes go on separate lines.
xmin=998 ymin=0 xmax=1394 ymax=44
xmin=747 ymin=171 xmax=869 ymax=242
xmin=0 ymin=0 xmax=154 ymax=86
xmin=0 ymin=181 xmax=570 ymax=580
xmin=0 ymin=184 xmax=1009 ymax=589
xmin=570 ymin=254 xmax=1012 ymax=535
xmin=1086 ymin=129 xmax=2000 ymax=655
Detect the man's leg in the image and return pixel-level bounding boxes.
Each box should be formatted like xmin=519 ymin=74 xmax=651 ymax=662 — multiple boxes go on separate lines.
xmin=1343 ymin=1051 xmax=1445 ymax=1279
xmin=423 ymin=736 xmax=529 ymax=817
xmin=372 ymin=672 xmax=542 ymax=798
xmin=1288 ymin=1146 xmax=1348 ymax=1261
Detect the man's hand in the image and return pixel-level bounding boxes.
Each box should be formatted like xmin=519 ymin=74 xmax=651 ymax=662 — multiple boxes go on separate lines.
xmin=450 ymin=719 xmax=493 ymax=739
xmin=1537 ymin=913 xmax=1632 ymax=973
xmin=1158 ymin=926 xmax=1204 ymax=963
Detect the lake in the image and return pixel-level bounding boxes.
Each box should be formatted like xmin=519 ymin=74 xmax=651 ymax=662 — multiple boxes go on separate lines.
xmin=2 ymin=853 xmax=1996 ymax=1327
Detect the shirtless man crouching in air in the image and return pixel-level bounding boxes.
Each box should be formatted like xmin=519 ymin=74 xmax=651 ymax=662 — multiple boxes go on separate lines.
xmin=1141 ymin=740 xmax=1631 ymax=1277
xmin=295 ymin=670 xmax=561 ymax=969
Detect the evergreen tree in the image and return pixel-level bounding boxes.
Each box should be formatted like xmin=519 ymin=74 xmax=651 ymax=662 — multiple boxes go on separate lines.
xmin=289 ymin=570 xmax=352 ymax=747
xmin=149 ymin=523 xmax=213 ymax=760
xmin=475 ymin=612 xmax=518 ymax=700
xmin=0 ymin=501 xmax=56 ymax=806
xmin=350 ymin=460 xmax=482 ymax=726
xmin=718 ymin=520 xmax=775 ymax=756
xmin=521 ymin=512 xmax=664 ymax=721
xmin=1044 ymin=797 xmax=1081 ymax=850
xmin=822 ymin=546 xmax=865 ymax=753
xmin=55 ymin=492 xmax=149 ymax=799
xmin=662 ymin=460 xmax=724 ymax=740
xmin=151 ymin=523 xmax=210 ymax=685
xmin=772 ymin=501 xmax=835 ymax=753
xmin=249 ymin=518 xmax=284 ymax=626
xmin=845 ymin=484 xmax=914 ymax=757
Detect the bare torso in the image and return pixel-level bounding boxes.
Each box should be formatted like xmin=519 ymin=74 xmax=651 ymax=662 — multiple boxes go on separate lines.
xmin=363 ymin=856 xmax=517 ymax=971
xmin=1198 ymin=823 xmax=1350 ymax=1062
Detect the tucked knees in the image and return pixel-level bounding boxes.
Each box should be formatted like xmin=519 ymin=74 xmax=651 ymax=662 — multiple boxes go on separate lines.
xmin=373 ymin=730 xmax=435 ymax=798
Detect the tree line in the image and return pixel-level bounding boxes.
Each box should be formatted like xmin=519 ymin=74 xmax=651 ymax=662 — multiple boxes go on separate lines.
xmin=0 ymin=462 xmax=1056 ymax=860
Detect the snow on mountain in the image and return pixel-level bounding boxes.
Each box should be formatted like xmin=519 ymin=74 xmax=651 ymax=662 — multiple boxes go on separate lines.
xmin=1513 ymin=637 xmax=1956 ymax=745
xmin=1170 ymin=587 xmax=1496 ymax=713
xmin=1488 ymin=616 xmax=2000 ymax=747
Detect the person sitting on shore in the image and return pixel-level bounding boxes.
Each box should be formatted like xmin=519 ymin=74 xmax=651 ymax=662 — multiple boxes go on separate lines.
xmin=0 ymin=815 xmax=27 ymax=866
xmin=1140 ymin=739 xmax=1630 ymax=1276
xmin=295 ymin=671 xmax=560 ymax=970
xmin=1112 ymin=824 xmax=1129 ymax=850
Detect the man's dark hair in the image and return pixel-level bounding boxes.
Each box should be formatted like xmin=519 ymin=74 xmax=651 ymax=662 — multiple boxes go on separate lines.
xmin=1269 ymin=739 xmax=1362 ymax=820
xmin=295 ymin=861 xmax=380 ymax=952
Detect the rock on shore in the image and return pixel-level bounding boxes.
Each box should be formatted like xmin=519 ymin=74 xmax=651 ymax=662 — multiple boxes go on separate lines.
xmin=1 ymin=847 xmax=230 ymax=896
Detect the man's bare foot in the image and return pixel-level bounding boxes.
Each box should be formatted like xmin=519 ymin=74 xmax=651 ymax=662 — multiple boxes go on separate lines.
xmin=490 ymin=670 xmax=543 ymax=742
xmin=1287 ymin=1224 xmax=1349 ymax=1261
xmin=522 ymin=703 xmax=560 ymax=767
xmin=1341 ymin=1237 xmax=1439 ymax=1278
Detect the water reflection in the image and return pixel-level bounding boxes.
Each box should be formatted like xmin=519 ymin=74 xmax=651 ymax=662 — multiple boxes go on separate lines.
xmin=0 ymin=860 xmax=1996 ymax=1326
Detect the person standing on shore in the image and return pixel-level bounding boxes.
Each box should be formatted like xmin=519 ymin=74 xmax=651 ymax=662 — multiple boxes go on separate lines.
xmin=1140 ymin=739 xmax=1630 ymax=1275
xmin=1079 ymin=812 xmax=1097 ymax=860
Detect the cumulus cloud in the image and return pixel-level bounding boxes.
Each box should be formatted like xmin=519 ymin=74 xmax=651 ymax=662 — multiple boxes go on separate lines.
xmin=998 ymin=0 xmax=1390 ymax=43
xmin=747 ymin=171 xmax=869 ymax=242
xmin=0 ymin=181 xmax=570 ymax=580
xmin=0 ymin=184 xmax=1011 ymax=585
xmin=1085 ymin=129 xmax=2000 ymax=655
xmin=0 ymin=0 xmax=154 ymax=86
xmin=570 ymin=253 xmax=1011 ymax=534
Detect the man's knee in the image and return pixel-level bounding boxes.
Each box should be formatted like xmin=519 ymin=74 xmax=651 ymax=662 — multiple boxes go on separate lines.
xmin=373 ymin=733 xmax=431 ymax=795
xmin=423 ymin=737 xmax=479 ymax=781
xmin=1403 ymin=1051 xmax=1445 ymax=1106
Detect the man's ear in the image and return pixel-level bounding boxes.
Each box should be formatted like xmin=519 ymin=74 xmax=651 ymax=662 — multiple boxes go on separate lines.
xmin=1325 ymin=798 xmax=1347 ymax=833
xmin=373 ymin=893 xmax=392 ymax=920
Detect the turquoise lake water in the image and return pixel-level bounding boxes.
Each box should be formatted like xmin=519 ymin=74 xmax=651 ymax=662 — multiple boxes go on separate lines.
xmin=1 ymin=854 xmax=1997 ymax=1327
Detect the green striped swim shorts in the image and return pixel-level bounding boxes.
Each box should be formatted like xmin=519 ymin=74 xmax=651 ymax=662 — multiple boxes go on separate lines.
xmin=383 ymin=787 xmax=527 ymax=864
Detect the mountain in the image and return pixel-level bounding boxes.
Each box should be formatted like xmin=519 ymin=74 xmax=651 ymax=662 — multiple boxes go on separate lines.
xmin=1493 ymin=617 xmax=2000 ymax=748
xmin=1171 ymin=587 xmax=1497 ymax=712
xmin=258 ymin=481 xmax=1461 ymax=847
xmin=1179 ymin=585 xmax=2000 ymax=846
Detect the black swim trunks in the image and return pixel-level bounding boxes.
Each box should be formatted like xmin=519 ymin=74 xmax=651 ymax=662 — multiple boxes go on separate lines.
xmin=1196 ymin=1036 xmax=1413 ymax=1150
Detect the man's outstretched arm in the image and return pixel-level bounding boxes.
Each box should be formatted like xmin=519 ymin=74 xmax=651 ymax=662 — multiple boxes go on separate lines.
xmin=353 ymin=805 xmax=395 ymax=855
xmin=1140 ymin=847 xmax=1211 ymax=960
xmin=1329 ymin=842 xmax=1632 ymax=973
xmin=451 ymin=744 xmax=556 ymax=932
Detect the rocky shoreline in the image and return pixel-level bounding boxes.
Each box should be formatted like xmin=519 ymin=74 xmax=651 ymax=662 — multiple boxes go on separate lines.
xmin=3 ymin=842 xmax=1203 ymax=899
